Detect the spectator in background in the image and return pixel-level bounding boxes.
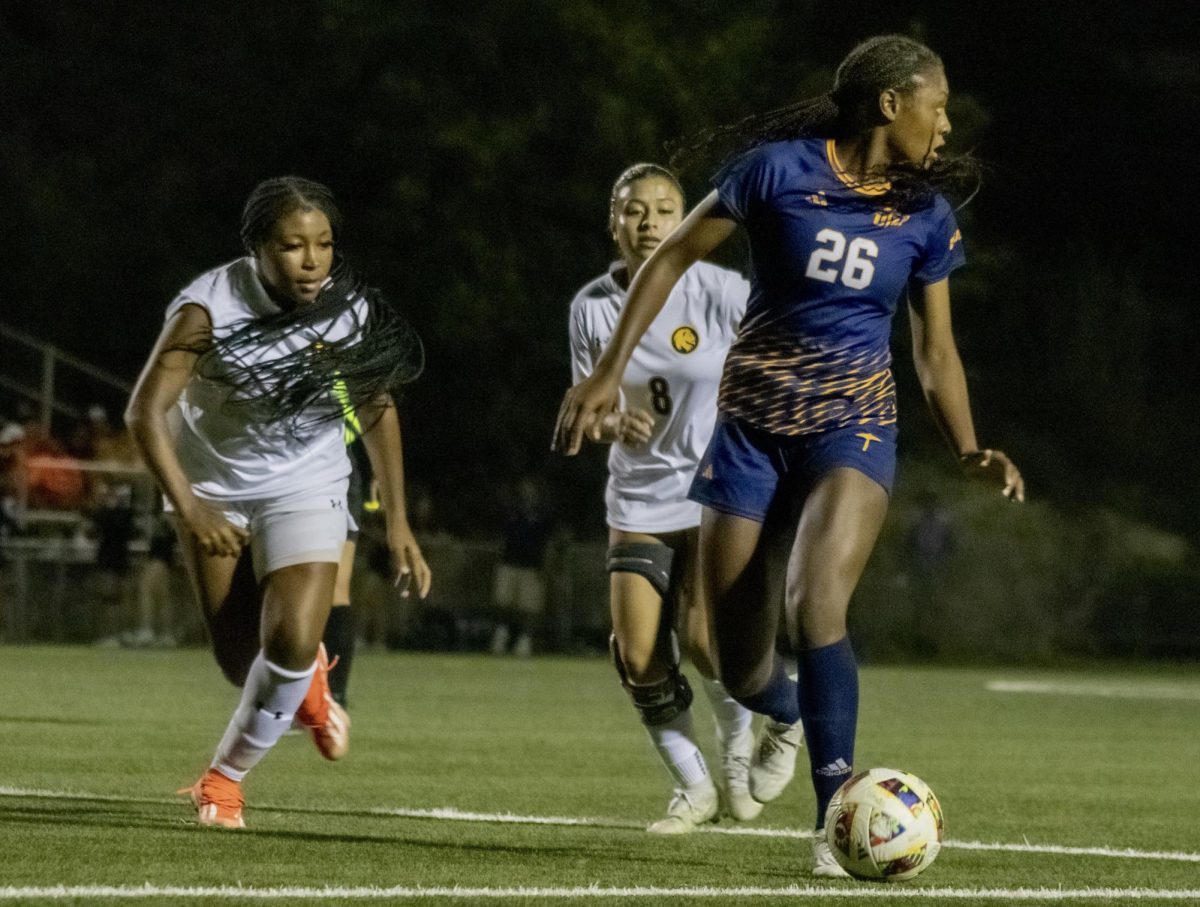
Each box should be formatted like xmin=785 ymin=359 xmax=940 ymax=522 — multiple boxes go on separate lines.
xmin=0 ymin=421 xmax=24 ymax=542
xmin=92 ymin=480 xmax=136 ymax=647
xmin=1 ymin=421 xmax=25 ymax=494
xmin=21 ymin=420 xmax=85 ymax=510
xmin=86 ymin=404 xmax=139 ymax=467
xmin=128 ymin=510 xmax=182 ymax=648
xmin=490 ymin=477 xmax=554 ymax=657
xmin=908 ymin=491 xmax=956 ymax=575
xmin=905 ymin=491 xmax=958 ymax=656
xmin=66 ymin=416 xmax=99 ymax=461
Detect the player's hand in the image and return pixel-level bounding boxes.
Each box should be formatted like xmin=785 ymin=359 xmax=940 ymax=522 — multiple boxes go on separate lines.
xmin=960 ymin=449 xmax=1025 ymax=502
xmin=597 ymin=407 xmax=655 ymax=446
xmin=387 ymin=520 xmax=431 ymax=599
xmin=180 ymin=498 xmax=249 ymax=557
xmin=614 ymin=407 xmax=655 ymax=446
xmin=553 ymin=370 xmax=621 ymax=455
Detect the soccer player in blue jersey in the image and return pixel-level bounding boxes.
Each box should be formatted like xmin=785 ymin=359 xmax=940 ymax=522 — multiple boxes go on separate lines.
xmin=555 ymin=35 xmax=1024 ymax=876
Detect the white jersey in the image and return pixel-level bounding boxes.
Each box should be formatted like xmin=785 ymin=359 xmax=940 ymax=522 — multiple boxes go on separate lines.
xmin=569 ymin=260 xmax=748 ymax=533
xmin=165 ymin=257 xmax=367 ymax=502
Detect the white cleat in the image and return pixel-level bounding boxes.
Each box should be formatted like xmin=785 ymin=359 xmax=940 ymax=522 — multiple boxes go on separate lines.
xmin=749 ymin=719 xmax=803 ymax=803
xmin=646 ymin=781 xmax=720 ymax=834
xmin=721 ymin=730 xmax=763 ymax=821
xmin=811 ymin=837 xmax=851 ymax=878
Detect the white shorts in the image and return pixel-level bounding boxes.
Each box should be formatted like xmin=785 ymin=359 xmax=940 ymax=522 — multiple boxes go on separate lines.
xmin=168 ymin=479 xmax=352 ymax=579
xmin=605 ymin=485 xmax=701 ymax=534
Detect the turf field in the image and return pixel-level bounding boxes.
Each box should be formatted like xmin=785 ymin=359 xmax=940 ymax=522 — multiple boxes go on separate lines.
xmin=0 ymin=647 xmax=1197 ymax=905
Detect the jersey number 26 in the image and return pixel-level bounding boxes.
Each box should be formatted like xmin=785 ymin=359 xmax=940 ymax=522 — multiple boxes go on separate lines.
xmin=805 ymin=228 xmax=878 ymax=290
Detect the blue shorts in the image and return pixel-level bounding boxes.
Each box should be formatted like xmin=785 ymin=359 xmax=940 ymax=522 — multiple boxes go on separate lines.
xmin=688 ymin=415 xmax=898 ymax=523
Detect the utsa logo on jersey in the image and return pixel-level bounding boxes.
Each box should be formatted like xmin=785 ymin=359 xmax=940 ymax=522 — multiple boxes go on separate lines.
xmin=872 ymin=208 xmax=910 ymax=228
xmin=671 ymin=326 xmax=699 ymax=355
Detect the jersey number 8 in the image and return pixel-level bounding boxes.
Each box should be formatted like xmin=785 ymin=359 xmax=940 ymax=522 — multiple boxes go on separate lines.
xmin=805 ymin=228 xmax=878 ymax=290
xmin=649 ymin=376 xmax=673 ymax=415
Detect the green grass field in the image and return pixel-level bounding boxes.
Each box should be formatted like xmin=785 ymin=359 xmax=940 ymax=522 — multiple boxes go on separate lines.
xmin=0 ymin=647 xmax=1197 ymax=905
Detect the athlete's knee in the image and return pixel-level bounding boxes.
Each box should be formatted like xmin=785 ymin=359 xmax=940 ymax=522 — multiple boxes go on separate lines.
xmin=793 ymin=596 xmax=850 ymax=648
xmin=262 ymin=624 xmax=322 ymax=672
xmin=614 ymin=641 xmax=666 ymax=685
xmin=610 ymin=634 xmax=692 ymax=726
xmin=608 ymin=541 xmax=679 ymax=683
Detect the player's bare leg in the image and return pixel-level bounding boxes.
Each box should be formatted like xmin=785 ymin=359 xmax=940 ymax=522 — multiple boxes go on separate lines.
xmin=179 ymin=559 xmax=340 ymax=828
xmin=610 ymin=529 xmax=718 ymax=833
xmin=677 ymin=528 xmax=760 ymax=821
xmin=700 ymin=509 xmax=804 ymax=804
xmin=175 ymin=529 xmax=260 ymax=686
xmin=785 ymin=467 xmax=888 ymax=875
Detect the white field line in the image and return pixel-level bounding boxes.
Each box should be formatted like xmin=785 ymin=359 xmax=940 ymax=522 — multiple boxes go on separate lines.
xmin=3 ymin=884 xmax=1200 ymax=900
xmin=3 ymin=785 xmax=1199 ymax=866
xmin=986 ymin=680 xmax=1200 ymax=701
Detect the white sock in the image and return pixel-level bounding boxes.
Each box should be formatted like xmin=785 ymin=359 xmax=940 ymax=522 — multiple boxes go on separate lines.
xmin=701 ymin=677 xmax=753 ymax=754
xmin=645 ymin=709 xmax=710 ymax=790
xmin=212 ymin=652 xmax=316 ymax=781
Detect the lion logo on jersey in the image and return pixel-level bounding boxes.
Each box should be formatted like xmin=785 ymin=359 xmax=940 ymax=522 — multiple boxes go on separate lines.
xmin=671 ymin=326 xmax=699 ymax=354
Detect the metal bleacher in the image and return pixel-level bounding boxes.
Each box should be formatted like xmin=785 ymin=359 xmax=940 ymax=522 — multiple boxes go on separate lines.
xmin=1 ymin=319 xmax=150 ymax=642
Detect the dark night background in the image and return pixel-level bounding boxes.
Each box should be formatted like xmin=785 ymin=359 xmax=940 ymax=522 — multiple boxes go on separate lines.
xmin=2 ymin=0 xmax=1197 ymax=547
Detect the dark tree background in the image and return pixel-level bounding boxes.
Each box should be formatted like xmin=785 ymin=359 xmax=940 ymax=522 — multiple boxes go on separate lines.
xmin=2 ymin=0 xmax=1196 ymax=539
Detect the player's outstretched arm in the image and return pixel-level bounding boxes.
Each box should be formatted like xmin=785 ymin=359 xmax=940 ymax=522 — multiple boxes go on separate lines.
xmin=908 ymin=279 xmax=1024 ymax=502
xmin=553 ymin=192 xmax=737 ymax=455
xmin=358 ymin=395 xmax=431 ymax=598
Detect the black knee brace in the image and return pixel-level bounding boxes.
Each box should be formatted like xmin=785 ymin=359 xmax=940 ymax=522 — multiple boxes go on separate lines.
xmin=610 ymin=634 xmax=693 ymax=727
xmin=606 ymin=542 xmax=675 ymax=598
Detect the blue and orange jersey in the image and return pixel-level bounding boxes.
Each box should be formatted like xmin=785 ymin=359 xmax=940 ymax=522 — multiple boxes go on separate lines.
xmin=711 ymin=137 xmax=965 ymax=436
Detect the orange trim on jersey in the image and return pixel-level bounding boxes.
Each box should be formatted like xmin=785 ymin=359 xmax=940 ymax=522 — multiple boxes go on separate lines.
xmin=825 ymin=139 xmax=890 ymax=196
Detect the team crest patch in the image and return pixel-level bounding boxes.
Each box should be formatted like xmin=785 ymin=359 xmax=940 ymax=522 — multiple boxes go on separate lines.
xmin=671 ymin=326 xmax=699 ymax=354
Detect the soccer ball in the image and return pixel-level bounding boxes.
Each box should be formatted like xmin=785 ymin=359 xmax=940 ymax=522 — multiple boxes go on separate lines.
xmin=824 ymin=767 xmax=944 ymax=881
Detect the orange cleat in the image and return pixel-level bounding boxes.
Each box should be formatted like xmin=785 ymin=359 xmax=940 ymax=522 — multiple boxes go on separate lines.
xmin=294 ymin=643 xmax=351 ymax=760
xmin=178 ymin=768 xmax=245 ymax=829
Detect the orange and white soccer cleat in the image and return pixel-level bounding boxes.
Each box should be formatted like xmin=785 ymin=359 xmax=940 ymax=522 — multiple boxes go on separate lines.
xmin=178 ymin=768 xmax=245 ymax=829
xmin=293 ymin=643 xmax=351 ymax=760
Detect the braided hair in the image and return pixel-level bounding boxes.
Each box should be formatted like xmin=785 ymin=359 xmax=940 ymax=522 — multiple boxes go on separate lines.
xmin=671 ymin=35 xmax=981 ymax=212
xmin=607 ymin=162 xmax=686 ymax=232
xmin=190 ymin=176 xmax=423 ymax=432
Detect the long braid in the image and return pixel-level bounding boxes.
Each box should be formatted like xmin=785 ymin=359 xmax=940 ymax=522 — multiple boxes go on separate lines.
xmin=186 ymin=177 xmax=424 ymax=432
xmin=671 ymin=35 xmax=982 ymax=212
